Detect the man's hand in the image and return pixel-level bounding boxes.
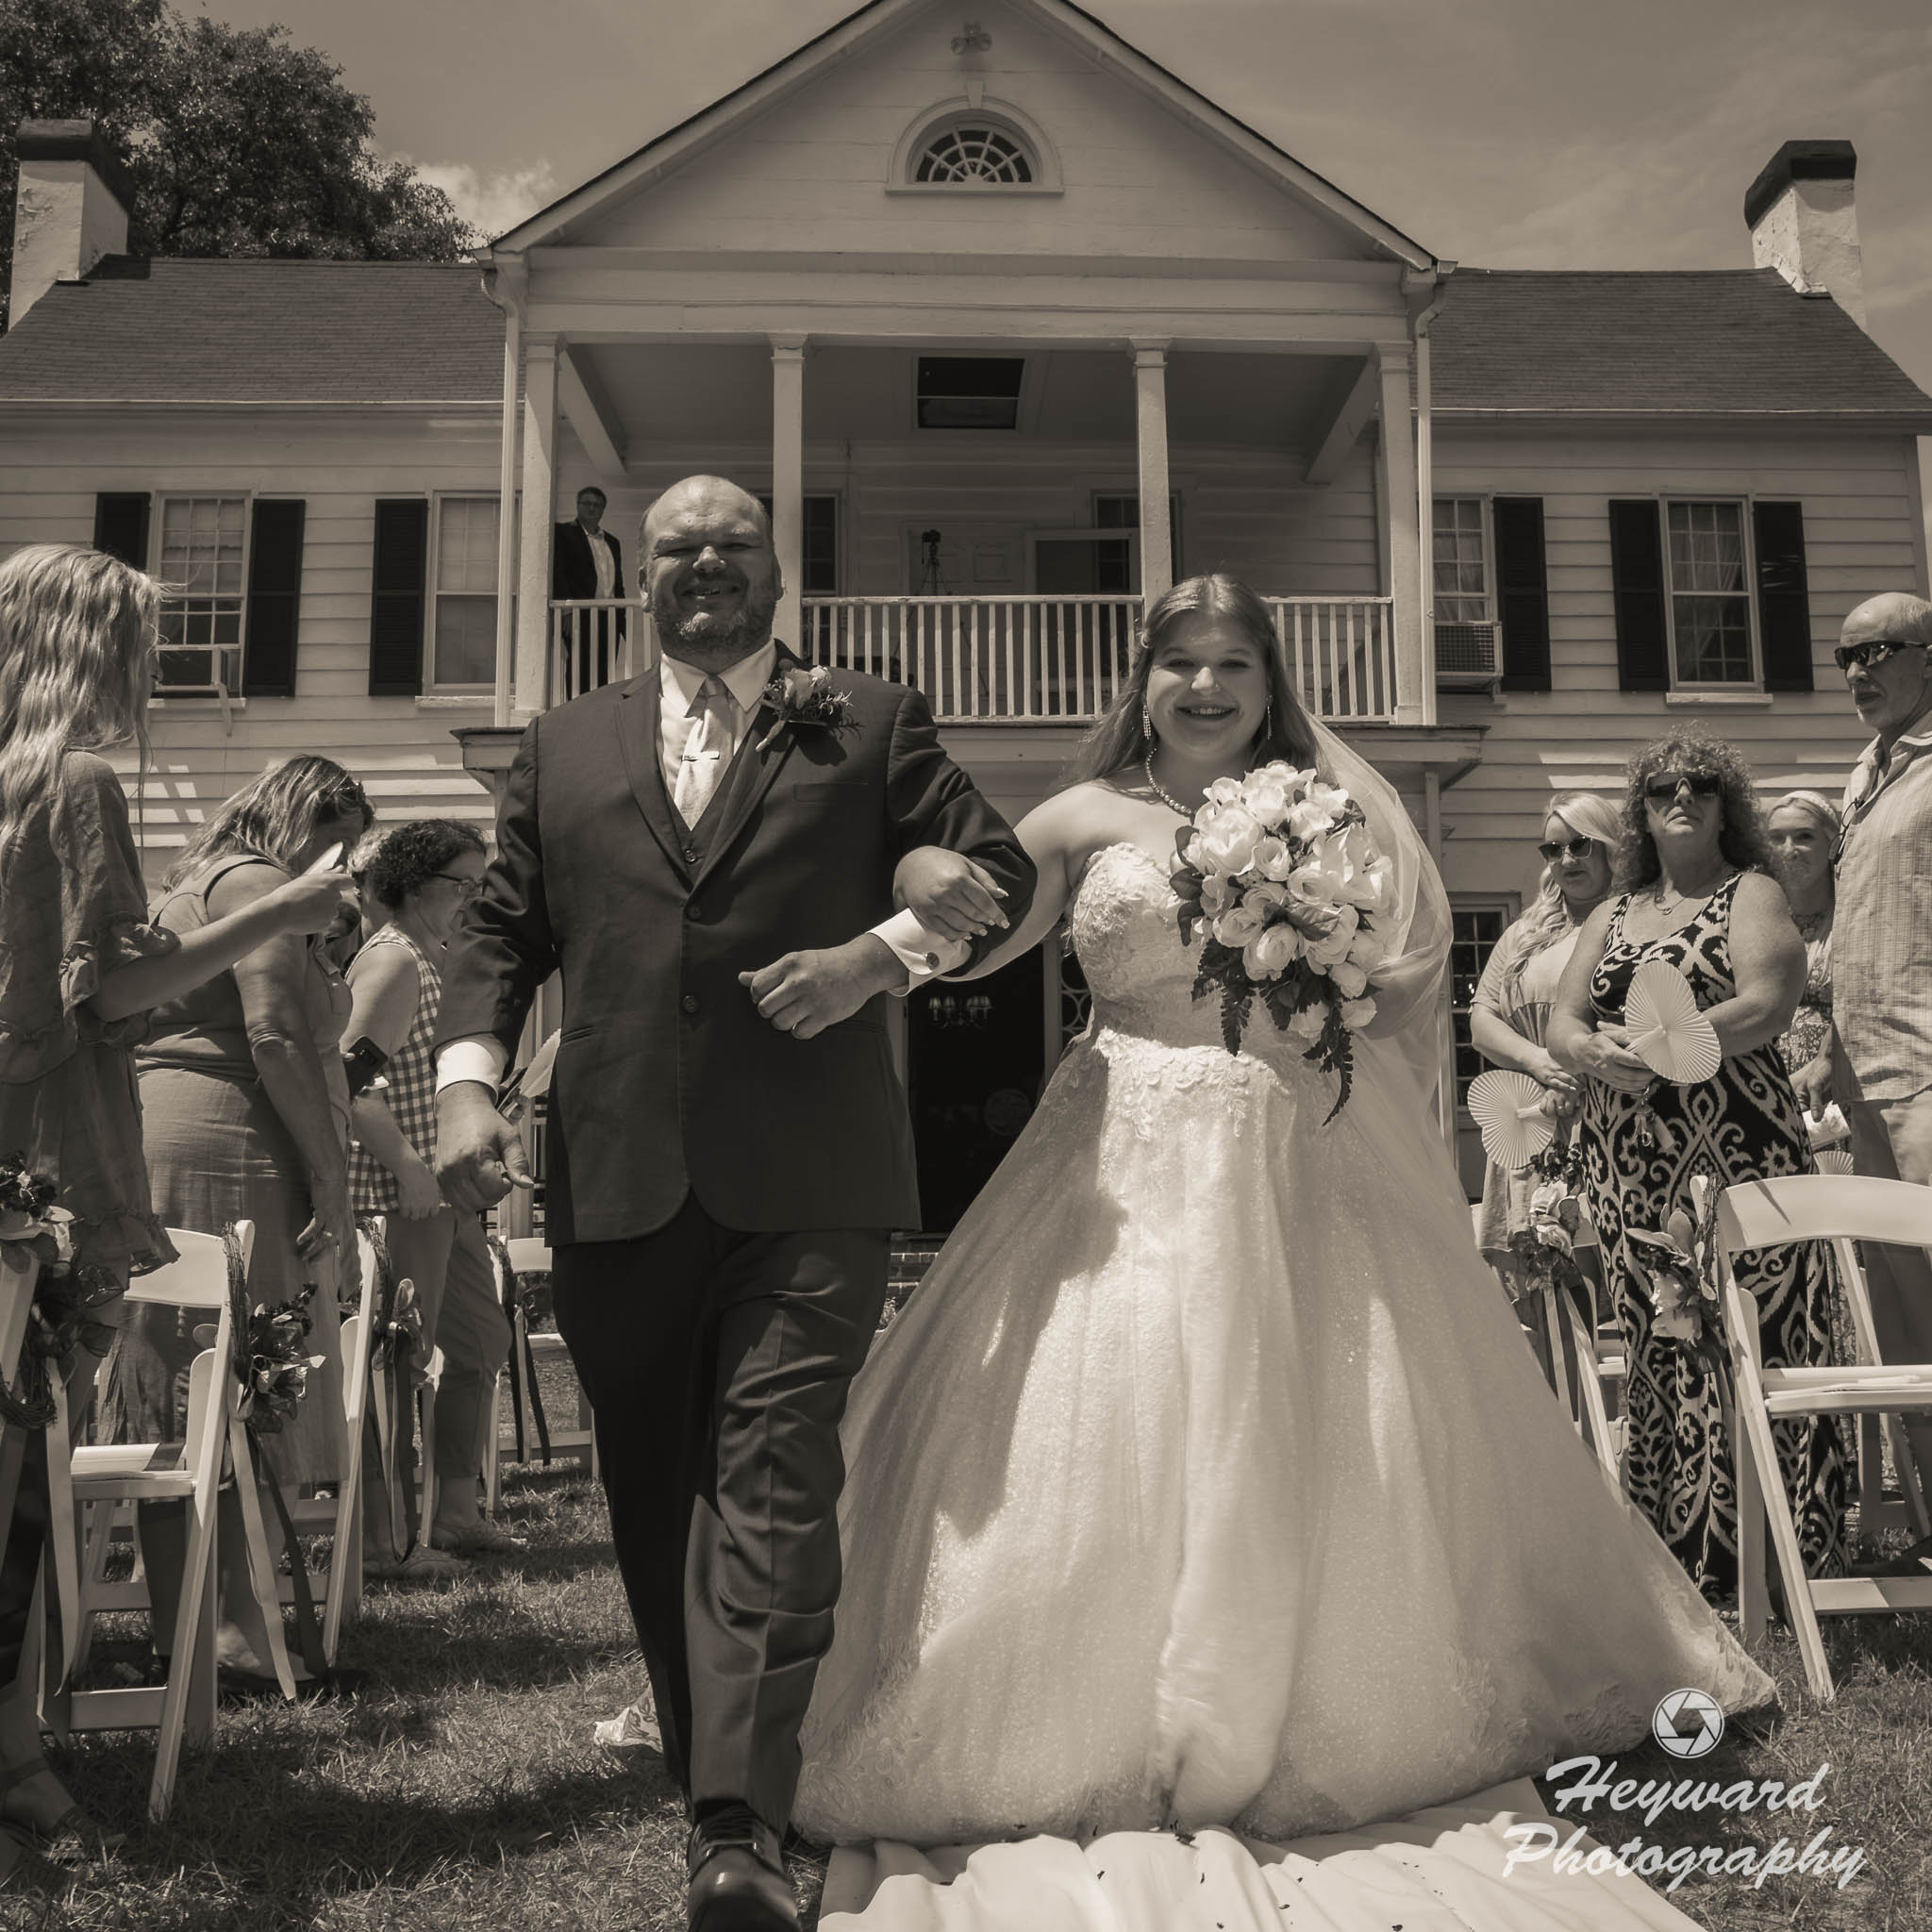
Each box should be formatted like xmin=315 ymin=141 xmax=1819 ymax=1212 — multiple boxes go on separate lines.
xmin=892 ymin=847 xmax=1009 ymax=944
xmin=740 ymin=936 xmax=906 ymax=1040
xmin=436 ymin=1081 xmax=534 ymax=1211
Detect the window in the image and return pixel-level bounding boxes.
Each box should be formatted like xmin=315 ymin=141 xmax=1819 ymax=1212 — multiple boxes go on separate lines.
xmin=916 ymin=357 xmax=1024 ymax=431
xmin=1093 ymin=492 xmax=1181 ymax=586
xmin=1432 ymin=499 xmax=1491 ymax=625
xmin=1665 ymin=500 xmax=1755 ymax=685
xmin=430 ymin=495 xmax=500 ymax=689
xmin=157 ymin=495 xmax=246 ymax=691
xmin=1450 ymin=902 xmax=1513 ymax=1111
xmin=755 ymin=494 xmax=840 ymax=593
xmin=913 ymin=121 xmax=1035 ymax=184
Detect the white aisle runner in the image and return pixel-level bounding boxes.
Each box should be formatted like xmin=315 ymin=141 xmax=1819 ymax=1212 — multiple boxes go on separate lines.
xmin=820 ymin=1780 xmax=1699 ymax=1932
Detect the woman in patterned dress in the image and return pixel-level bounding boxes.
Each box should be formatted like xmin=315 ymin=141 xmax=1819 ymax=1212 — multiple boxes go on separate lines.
xmin=1550 ymin=731 xmax=1846 ymax=1597
xmin=346 ymin=821 xmax=511 ymax=1572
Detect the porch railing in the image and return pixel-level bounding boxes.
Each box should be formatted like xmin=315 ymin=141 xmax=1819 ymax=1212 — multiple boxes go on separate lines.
xmin=548 ymin=593 xmax=1398 ymax=724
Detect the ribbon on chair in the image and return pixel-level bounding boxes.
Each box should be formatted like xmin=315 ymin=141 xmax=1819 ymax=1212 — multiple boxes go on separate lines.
xmin=255 ymin=1440 xmax=327 ymax=1683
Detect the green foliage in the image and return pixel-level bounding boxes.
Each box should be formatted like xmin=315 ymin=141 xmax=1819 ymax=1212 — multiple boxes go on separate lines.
xmin=0 ymin=0 xmax=476 ymax=329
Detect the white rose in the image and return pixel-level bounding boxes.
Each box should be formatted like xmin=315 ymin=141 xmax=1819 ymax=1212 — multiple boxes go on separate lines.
xmin=1287 ymin=796 xmax=1337 ymax=841
xmin=1199 ymin=874 xmax=1236 ymax=916
xmin=1340 ymin=996 xmax=1378 ymax=1030
xmin=1194 ymin=806 xmax=1265 ymax=875
xmin=1248 ymin=834 xmax=1290 ymax=879
xmin=1241 ymin=767 xmax=1294 ymax=825
xmin=1206 ymin=775 xmax=1244 ymax=808
xmin=1345 ymin=923 xmax=1391 ymax=972
xmin=1305 ymin=901 xmax=1359 ymax=969
xmin=1285 ymin=1000 xmax=1328 ymax=1042
xmin=1243 ymin=923 xmax=1302 ymax=979
xmin=1244 ymin=880 xmax=1291 ymax=913
xmin=1329 ymin=959 xmax=1369 ymax=998
xmin=1213 ymin=899 xmax=1269 ymax=948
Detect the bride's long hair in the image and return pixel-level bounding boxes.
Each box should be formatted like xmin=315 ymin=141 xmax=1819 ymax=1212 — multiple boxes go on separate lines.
xmin=1060 ymin=574 xmax=1321 ymax=791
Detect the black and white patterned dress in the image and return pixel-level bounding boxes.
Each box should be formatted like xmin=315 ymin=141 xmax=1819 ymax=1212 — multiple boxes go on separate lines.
xmin=1581 ymin=873 xmax=1846 ymax=1598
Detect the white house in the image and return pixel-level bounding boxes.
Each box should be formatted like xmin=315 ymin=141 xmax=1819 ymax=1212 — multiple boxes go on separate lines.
xmin=3 ymin=0 xmax=1929 ymax=1210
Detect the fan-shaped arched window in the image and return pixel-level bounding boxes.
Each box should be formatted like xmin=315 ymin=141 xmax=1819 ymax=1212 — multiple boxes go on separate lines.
xmin=889 ymin=99 xmax=1062 ymax=194
xmin=914 ymin=121 xmax=1035 ymax=185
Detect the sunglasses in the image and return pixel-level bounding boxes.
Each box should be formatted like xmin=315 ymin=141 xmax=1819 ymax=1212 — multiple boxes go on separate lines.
xmin=1538 ymin=836 xmax=1597 ymax=863
xmin=1833 ymin=638 xmax=1927 ymax=674
xmin=1643 ymin=772 xmax=1723 ymax=805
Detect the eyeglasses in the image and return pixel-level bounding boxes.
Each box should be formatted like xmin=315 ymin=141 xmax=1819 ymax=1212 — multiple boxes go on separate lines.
xmin=1642 ymin=772 xmax=1723 ymax=804
xmin=431 ymin=873 xmax=484 ymax=895
xmin=1833 ymin=638 xmax=1927 ymax=674
xmin=1538 ymin=836 xmax=1597 ymax=863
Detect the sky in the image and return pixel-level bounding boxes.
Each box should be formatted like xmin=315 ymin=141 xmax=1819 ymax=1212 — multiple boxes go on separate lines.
xmin=192 ymin=0 xmax=1932 ymax=466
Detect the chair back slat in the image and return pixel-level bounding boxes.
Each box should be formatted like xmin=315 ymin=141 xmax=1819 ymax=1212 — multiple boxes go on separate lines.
xmin=1716 ymin=1176 xmax=1932 ymax=1255
xmin=505 ymin=1239 xmax=553 ymax=1274
xmin=122 ymin=1224 xmax=256 ymax=1311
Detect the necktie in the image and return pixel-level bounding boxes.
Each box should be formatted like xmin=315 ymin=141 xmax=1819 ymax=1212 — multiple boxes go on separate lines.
xmin=673 ymin=675 xmax=733 ymax=825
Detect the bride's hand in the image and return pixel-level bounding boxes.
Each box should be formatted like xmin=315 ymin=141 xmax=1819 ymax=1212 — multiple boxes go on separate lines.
xmin=892 ymin=847 xmax=1010 ymax=943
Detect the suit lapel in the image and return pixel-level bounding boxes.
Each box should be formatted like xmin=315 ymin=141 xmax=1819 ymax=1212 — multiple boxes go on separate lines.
xmin=615 ymin=672 xmax=692 ymax=876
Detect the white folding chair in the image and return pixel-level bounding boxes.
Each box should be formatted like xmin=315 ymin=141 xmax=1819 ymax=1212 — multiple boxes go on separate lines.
xmin=1715 ymin=1175 xmax=1932 ymax=1702
xmin=491 ymin=1239 xmax=596 ymax=1502
xmin=58 ymin=1224 xmax=268 ymax=1820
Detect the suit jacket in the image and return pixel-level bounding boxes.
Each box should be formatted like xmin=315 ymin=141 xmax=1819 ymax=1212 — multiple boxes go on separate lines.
xmin=551 ymin=522 xmax=627 ymax=635
xmin=436 ymin=648 xmax=1037 ymax=1243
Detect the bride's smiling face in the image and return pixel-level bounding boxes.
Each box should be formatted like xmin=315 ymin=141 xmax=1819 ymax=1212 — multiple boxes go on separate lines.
xmin=1144 ymin=614 xmax=1270 ymax=763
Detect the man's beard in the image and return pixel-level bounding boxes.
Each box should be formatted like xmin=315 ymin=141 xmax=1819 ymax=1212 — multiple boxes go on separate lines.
xmin=653 ymin=577 xmax=778 ymax=662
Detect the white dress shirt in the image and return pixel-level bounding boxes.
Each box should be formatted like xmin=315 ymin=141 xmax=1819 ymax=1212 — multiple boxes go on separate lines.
xmin=435 ymin=647 xmax=969 ymax=1093
xmin=582 ymin=523 xmax=617 ymax=601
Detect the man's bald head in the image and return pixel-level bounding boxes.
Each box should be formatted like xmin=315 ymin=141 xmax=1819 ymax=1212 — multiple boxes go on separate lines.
xmin=1840 ymin=591 xmax=1932 ymax=650
xmin=637 ymin=475 xmax=782 ymax=670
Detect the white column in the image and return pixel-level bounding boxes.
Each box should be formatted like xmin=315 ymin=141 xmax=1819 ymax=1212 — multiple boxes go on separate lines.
xmin=512 ymin=334 xmax=558 ymax=722
xmin=1374 ymin=342 xmax=1424 ymax=726
xmin=491 ymin=300 xmax=523 ymax=729
xmin=770 ymin=336 xmax=808 ymax=650
xmin=1132 ymin=341 xmax=1173 ymax=604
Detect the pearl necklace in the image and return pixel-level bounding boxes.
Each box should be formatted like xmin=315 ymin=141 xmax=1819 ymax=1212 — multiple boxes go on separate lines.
xmin=1143 ymin=750 xmax=1193 ymax=818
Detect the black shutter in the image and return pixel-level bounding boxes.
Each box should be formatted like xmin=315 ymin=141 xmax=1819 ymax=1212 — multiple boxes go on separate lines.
xmin=242 ymin=499 xmax=306 ymax=697
xmin=92 ymin=493 xmax=150 ymax=568
xmin=1491 ymin=496 xmax=1551 ymax=692
xmin=368 ymin=498 xmax=428 ymax=697
xmin=1753 ymin=501 xmax=1813 ymax=692
xmin=1608 ymin=499 xmax=1670 ymax=692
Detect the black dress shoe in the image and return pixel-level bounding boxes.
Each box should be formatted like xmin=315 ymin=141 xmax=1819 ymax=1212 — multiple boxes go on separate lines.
xmin=686 ymin=1812 xmax=797 ymax=1932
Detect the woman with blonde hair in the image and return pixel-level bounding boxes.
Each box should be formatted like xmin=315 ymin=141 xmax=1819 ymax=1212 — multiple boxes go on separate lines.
xmin=1468 ymin=791 xmax=1622 ymax=1383
xmin=0 ymin=545 xmax=345 ymax=1876
xmin=1764 ymin=789 xmax=1841 ymax=1120
xmin=101 ymin=754 xmax=373 ymax=1698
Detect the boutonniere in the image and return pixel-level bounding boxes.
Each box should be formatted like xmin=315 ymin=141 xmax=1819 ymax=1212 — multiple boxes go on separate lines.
xmin=756 ymin=663 xmax=855 ymax=755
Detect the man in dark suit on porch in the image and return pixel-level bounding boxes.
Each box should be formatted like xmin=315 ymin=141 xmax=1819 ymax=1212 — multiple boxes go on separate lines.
xmin=552 ymin=485 xmax=625 ymax=696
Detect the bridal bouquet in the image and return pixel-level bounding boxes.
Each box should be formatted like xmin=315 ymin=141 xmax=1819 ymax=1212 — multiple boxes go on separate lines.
xmin=1169 ymin=762 xmax=1393 ymax=1120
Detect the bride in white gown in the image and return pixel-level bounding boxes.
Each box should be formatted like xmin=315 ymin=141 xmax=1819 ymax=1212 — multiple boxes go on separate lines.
xmin=792 ymin=575 xmax=1773 ymax=1906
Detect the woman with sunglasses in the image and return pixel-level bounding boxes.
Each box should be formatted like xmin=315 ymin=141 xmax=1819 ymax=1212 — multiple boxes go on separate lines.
xmin=1550 ymin=732 xmax=1845 ymax=1598
xmin=1765 ymin=791 xmax=1841 ymax=1124
xmin=345 ymin=820 xmax=514 ymax=1573
xmin=1469 ymin=792 xmax=1622 ymax=1387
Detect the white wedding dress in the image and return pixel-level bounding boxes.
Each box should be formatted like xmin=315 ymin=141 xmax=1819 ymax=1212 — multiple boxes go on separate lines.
xmin=792 ymin=827 xmax=1775 ymax=1930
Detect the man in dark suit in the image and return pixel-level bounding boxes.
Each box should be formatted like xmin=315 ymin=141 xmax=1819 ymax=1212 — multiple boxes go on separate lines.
xmin=435 ymin=475 xmax=1033 ymax=1932
xmin=552 ymin=485 xmax=626 ymax=696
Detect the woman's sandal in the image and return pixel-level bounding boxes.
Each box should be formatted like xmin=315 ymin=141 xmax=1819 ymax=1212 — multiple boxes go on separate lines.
xmin=0 ymin=1760 xmax=125 ymax=1864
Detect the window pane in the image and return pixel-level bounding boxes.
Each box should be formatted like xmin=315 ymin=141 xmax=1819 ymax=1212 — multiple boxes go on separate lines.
xmin=1450 ymin=905 xmax=1508 ymax=1108
xmin=437 ymin=497 xmax=500 ymax=594
xmin=434 ymin=592 xmax=497 ymax=685
xmin=1673 ymin=595 xmax=1754 ymax=683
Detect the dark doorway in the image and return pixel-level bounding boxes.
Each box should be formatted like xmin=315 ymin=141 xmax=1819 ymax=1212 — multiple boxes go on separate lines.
xmin=907 ymin=950 xmax=1045 ymax=1232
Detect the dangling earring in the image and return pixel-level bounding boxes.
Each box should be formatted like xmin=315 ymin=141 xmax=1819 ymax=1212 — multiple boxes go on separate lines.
xmin=1141 ymin=699 xmax=1156 ymax=746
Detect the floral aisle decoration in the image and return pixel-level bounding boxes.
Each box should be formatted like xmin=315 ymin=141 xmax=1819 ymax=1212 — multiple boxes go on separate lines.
xmin=0 ymin=1154 xmax=120 ymax=1428
xmin=1623 ymin=1163 xmax=1739 ymax=1450
xmin=1168 ymin=761 xmax=1393 ymax=1119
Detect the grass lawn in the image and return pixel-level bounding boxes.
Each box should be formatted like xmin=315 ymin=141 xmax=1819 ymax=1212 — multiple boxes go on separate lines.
xmin=7 ymin=1450 xmax=1927 ymax=1930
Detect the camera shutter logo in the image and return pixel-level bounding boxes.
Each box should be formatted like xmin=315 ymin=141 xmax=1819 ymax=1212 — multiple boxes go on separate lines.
xmin=1652 ymin=1687 xmax=1724 ymax=1759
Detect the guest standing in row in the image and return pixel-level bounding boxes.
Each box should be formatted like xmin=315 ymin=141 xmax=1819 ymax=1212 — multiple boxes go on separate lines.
xmin=1765 ymin=791 xmax=1840 ymax=1117
xmin=0 ymin=546 xmax=347 ymax=1875
xmin=102 ymin=757 xmax=374 ymax=1692
xmin=1469 ymin=791 xmax=1620 ymax=1388
xmin=1550 ymin=731 xmax=1845 ymax=1597
xmin=346 ymin=821 xmax=514 ymax=1574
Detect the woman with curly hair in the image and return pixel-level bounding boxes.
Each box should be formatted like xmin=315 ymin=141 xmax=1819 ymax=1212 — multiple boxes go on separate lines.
xmin=346 ymin=820 xmax=513 ymax=1574
xmin=1549 ymin=730 xmax=1846 ymax=1596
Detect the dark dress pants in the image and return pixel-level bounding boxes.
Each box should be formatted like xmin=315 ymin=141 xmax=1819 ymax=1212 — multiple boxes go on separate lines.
xmin=552 ymin=1191 xmax=888 ymax=1831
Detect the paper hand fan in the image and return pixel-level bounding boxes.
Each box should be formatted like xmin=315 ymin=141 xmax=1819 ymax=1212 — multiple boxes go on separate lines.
xmin=500 ymin=1029 xmax=560 ymax=1122
xmin=1804 ymin=1103 xmax=1850 ymax=1150
xmin=1467 ymin=1070 xmax=1557 ymax=1170
xmin=1623 ymin=960 xmax=1722 ymax=1084
xmin=1815 ymin=1148 xmax=1856 ymax=1174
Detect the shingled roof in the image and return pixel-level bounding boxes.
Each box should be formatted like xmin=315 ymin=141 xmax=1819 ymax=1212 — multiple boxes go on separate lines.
xmin=1431 ymin=267 xmax=1932 ymax=421
xmin=0 ymin=258 xmax=501 ymax=405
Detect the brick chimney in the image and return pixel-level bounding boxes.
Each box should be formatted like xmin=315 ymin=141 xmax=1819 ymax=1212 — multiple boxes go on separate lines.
xmin=9 ymin=120 xmax=135 ymax=325
xmin=1744 ymin=139 xmax=1865 ymax=332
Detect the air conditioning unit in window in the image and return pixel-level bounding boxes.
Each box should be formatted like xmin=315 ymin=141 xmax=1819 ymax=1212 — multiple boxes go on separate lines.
xmin=1434 ymin=622 xmax=1500 ymax=690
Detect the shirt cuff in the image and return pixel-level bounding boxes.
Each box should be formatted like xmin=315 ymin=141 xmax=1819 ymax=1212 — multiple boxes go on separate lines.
xmin=435 ymin=1036 xmax=509 ymax=1094
xmin=870 ymin=911 xmax=973 ymax=994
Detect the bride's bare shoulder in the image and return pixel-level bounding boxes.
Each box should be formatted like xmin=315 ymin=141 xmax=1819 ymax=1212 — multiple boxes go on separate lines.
xmin=1021 ymin=778 xmax=1143 ymax=850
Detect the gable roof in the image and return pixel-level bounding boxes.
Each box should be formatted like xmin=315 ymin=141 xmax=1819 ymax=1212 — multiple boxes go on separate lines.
xmin=1432 ymin=267 xmax=1932 ymax=423
xmin=490 ymin=0 xmax=1435 ymax=269
xmin=0 ymin=259 xmax=501 ymax=405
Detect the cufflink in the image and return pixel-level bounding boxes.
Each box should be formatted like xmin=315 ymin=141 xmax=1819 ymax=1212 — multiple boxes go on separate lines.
xmin=923 ymin=952 xmax=939 ymax=970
